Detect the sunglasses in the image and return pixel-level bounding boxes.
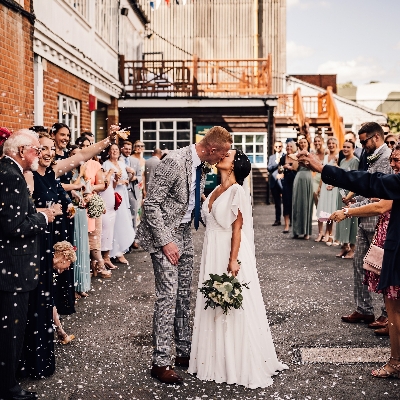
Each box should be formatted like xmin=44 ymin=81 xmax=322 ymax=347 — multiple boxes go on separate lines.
xmin=360 ymin=134 xmax=376 ymax=146
xmin=385 ymin=141 xmax=396 ymax=146
xmin=275 ymin=145 xmax=282 ymax=148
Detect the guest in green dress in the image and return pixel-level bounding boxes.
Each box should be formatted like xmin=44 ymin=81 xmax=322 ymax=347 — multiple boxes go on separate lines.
xmin=292 ymin=136 xmax=313 ymax=239
xmin=334 ymin=140 xmax=359 ymax=258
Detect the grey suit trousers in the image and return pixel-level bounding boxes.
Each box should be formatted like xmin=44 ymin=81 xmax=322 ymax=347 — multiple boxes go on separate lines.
xmin=151 ymin=222 xmax=193 ymax=367
xmin=353 ymin=226 xmax=386 ymax=317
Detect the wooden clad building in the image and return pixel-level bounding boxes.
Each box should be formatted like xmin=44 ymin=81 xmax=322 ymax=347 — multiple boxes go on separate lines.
xmin=137 ymin=0 xmax=286 ymax=92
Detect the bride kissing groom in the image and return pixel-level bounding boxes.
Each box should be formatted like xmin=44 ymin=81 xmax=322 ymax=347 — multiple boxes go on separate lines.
xmin=136 ymin=126 xmax=287 ymax=388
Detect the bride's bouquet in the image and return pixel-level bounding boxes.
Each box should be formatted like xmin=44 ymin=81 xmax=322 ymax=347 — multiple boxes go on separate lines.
xmin=199 ymin=269 xmax=249 ymax=315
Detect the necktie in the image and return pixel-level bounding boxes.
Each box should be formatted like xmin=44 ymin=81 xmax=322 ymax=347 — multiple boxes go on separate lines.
xmin=124 ymin=156 xmax=129 ymax=166
xmin=194 ymin=164 xmax=202 ymax=230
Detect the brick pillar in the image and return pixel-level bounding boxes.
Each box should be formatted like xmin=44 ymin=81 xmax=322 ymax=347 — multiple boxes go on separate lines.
xmin=107 ymin=97 xmax=119 ymax=130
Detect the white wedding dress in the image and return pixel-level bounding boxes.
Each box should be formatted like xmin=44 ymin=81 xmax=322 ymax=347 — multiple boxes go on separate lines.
xmin=188 ymin=184 xmax=288 ymax=389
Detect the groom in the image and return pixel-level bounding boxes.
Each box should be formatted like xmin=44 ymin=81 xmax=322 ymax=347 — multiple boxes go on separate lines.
xmin=136 ymin=126 xmax=232 ymax=384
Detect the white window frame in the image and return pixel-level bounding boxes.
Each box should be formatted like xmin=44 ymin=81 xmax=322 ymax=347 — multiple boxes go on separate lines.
xmin=95 ymin=0 xmax=118 ymax=48
xmin=64 ymin=0 xmax=89 ymax=21
xmin=140 ymin=119 xmax=193 ymax=158
xmin=231 ymin=132 xmax=267 ymax=167
xmin=58 ymin=94 xmax=80 ymax=143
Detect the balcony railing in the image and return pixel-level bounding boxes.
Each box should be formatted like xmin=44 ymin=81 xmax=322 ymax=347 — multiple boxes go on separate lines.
xmin=120 ymin=55 xmax=272 ymax=97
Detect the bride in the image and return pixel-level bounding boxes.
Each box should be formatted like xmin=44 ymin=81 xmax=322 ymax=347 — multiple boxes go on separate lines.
xmin=188 ymin=149 xmax=288 ymax=389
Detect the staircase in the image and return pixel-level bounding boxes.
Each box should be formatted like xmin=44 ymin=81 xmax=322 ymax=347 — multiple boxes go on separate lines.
xmin=252 ymin=167 xmax=269 ymax=204
xmin=274 ymin=86 xmax=345 ymax=147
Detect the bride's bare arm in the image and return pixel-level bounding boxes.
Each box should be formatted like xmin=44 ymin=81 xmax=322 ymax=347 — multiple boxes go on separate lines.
xmin=228 ymin=209 xmax=243 ymax=277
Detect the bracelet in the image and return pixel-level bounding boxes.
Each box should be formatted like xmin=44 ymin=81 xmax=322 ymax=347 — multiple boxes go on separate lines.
xmin=343 ymin=208 xmax=351 ymax=218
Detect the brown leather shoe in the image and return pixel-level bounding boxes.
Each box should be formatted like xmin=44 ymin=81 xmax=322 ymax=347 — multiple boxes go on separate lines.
xmin=374 ymin=326 xmax=389 ymax=336
xmin=175 ymin=356 xmax=190 ymax=368
xmin=368 ymin=316 xmax=388 ymax=329
xmin=151 ymin=365 xmax=183 ymax=384
xmin=341 ymin=311 xmax=375 ymax=324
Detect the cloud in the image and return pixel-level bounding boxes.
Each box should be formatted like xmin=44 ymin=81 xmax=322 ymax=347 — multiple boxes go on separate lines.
xmin=287 ymin=0 xmax=330 ymax=10
xmin=287 ymin=41 xmax=314 ymax=59
xmin=317 ymin=58 xmax=385 ymax=84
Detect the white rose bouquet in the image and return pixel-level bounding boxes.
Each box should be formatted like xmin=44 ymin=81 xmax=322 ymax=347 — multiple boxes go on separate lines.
xmin=199 ymin=270 xmax=249 ymax=315
xmin=87 ymin=193 xmax=105 ymax=218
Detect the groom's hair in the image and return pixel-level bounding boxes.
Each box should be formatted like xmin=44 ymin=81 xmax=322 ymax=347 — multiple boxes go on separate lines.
xmin=202 ymin=126 xmax=232 ymax=148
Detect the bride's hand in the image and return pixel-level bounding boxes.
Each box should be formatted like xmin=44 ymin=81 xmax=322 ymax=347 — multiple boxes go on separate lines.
xmin=227 ymin=260 xmax=240 ymax=277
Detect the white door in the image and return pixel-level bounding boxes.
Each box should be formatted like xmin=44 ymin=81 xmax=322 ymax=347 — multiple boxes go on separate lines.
xmin=231 ymin=133 xmax=267 ymax=167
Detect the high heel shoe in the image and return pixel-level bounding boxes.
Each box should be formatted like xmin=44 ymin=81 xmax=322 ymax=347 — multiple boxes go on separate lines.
xmin=95 ymin=262 xmax=112 ymax=278
xmin=55 ymin=326 xmax=75 ymax=345
xmin=314 ymin=233 xmax=324 ymax=242
xmin=325 ymin=236 xmax=334 ymax=246
xmin=104 ymin=257 xmax=118 ymax=270
xmin=116 ymin=256 xmax=129 ymax=265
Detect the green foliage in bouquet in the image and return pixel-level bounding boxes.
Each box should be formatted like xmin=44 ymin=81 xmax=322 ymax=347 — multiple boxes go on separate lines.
xmin=199 ymin=271 xmax=250 ymax=315
xmin=87 ymin=194 xmax=105 ymax=218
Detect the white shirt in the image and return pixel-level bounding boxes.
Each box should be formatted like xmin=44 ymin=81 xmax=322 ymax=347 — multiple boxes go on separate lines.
xmin=275 ymin=151 xmax=283 ymax=163
xmin=181 ymin=144 xmax=202 ymax=223
xmin=4 ymin=156 xmax=48 ymax=224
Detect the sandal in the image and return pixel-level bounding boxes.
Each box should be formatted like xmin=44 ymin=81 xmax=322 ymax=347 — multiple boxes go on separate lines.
xmin=95 ymin=262 xmax=112 ymax=279
xmin=325 ymin=236 xmax=334 ymax=246
xmin=104 ymin=257 xmax=118 ymax=270
xmin=55 ymin=326 xmax=75 ymax=345
xmin=372 ymin=358 xmax=400 ymax=378
xmin=315 ymin=233 xmax=324 ymax=242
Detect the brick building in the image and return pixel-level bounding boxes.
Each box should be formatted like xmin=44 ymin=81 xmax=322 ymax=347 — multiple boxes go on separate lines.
xmin=0 ymin=0 xmax=148 ymax=140
xmin=0 ymin=0 xmax=35 ymax=131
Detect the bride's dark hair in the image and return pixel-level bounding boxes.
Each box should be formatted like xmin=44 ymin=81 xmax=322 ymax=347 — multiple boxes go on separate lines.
xmin=233 ymin=149 xmax=251 ymax=185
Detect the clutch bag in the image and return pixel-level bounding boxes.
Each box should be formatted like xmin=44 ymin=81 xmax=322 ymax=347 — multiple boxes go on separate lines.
xmin=363 ymin=244 xmax=384 ymax=275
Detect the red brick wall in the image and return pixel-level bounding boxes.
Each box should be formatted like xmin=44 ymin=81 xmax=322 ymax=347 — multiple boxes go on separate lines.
xmin=43 ymin=62 xmax=91 ymax=132
xmin=0 ymin=2 xmax=34 ymax=131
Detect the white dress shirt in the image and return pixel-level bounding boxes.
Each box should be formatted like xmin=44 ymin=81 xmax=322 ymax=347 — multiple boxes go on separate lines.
xmin=181 ymin=144 xmax=202 ymax=223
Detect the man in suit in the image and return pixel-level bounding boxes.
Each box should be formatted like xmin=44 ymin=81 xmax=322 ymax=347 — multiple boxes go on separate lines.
xmin=136 ymin=126 xmax=232 ymax=384
xmin=0 ymin=130 xmax=59 ymax=400
xmin=144 ymin=148 xmax=162 ymax=193
xmin=300 ymin=123 xmax=391 ymax=326
xmin=119 ymin=140 xmax=143 ymax=231
xmin=267 ymin=141 xmax=284 ymax=226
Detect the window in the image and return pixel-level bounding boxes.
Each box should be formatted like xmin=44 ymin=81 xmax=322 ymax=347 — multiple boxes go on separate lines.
xmin=232 ymin=133 xmax=266 ymax=165
xmin=140 ymin=119 xmax=192 ymax=158
xmin=58 ymin=95 xmax=80 ymax=142
xmin=64 ymin=0 xmax=89 ymax=20
xmin=95 ymin=0 xmax=118 ymax=48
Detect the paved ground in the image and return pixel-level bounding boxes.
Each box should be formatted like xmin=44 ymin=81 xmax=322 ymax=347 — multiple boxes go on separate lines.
xmin=21 ymin=204 xmax=399 ymax=400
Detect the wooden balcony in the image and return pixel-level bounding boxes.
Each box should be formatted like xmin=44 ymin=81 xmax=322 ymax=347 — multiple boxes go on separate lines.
xmin=120 ymin=55 xmax=272 ymax=98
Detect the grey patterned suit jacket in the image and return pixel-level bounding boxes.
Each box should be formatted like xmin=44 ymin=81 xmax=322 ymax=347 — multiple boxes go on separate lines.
xmin=136 ymin=146 xmax=206 ymax=253
xmin=351 ymin=143 xmax=392 ymax=232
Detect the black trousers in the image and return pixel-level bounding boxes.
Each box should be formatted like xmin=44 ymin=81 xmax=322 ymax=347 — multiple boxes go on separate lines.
xmin=0 ymin=291 xmax=29 ymax=398
xmin=270 ymin=185 xmax=282 ymax=222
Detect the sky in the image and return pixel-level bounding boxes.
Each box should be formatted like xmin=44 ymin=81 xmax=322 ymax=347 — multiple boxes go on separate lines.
xmin=286 ymin=0 xmax=400 ymax=86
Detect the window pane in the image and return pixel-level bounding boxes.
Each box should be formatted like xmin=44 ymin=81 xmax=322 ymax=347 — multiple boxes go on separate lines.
xmin=177 ymin=131 xmax=190 ymax=140
xmin=177 ymin=141 xmax=190 ymax=148
xmin=256 ymin=145 xmax=263 ymax=153
xmin=159 ymin=131 xmax=174 ymax=141
xmin=143 ymin=121 xmax=156 ymax=130
xmin=255 ymin=155 xmax=264 ymax=163
xmin=143 ymin=141 xmax=156 ymax=151
xmin=160 ymin=142 xmax=174 ymax=150
xmin=234 ymin=144 xmax=243 ymax=152
xmin=160 ymin=121 xmax=173 ymax=129
xmin=143 ymin=131 xmax=156 ymax=140
xmin=255 ymin=135 xmax=264 ymax=143
xmin=247 ymin=154 xmax=254 ymax=163
xmin=177 ymin=121 xmax=190 ymax=130
xmin=234 ymin=135 xmax=242 ymax=144
xmin=246 ymin=135 xmax=254 ymax=143
xmin=245 ymin=145 xmax=253 ymax=153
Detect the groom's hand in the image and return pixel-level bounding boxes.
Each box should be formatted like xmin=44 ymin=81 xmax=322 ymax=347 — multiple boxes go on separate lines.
xmin=163 ymin=242 xmax=180 ymax=265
